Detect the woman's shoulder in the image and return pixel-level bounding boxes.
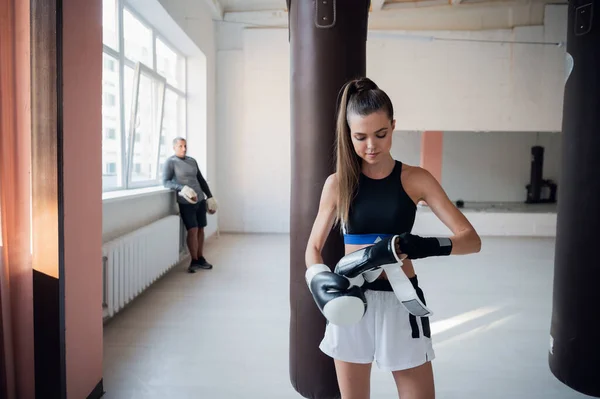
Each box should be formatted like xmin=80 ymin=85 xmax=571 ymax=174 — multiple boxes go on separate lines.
xmin=315 ymin=173 xmax=339 ymax=208
xmin=398 ymin=162 xmax=439 ymax=195
xmin=398 ymin=162 xmax=429 ymax=179
xmin=398 ymin=161 xmax=417 ymax=177
xmin=323 ymin=173 xmax=339 ymax=192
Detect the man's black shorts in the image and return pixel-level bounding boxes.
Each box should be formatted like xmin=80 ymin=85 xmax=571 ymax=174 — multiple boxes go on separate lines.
xmin=179 ymin=200 xmax=207 ymax=230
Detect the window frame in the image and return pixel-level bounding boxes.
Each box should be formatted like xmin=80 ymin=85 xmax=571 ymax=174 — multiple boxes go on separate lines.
xmin=125 ymin=62 xmax=167 ymax=189
xmin=101 ymin=0 xmax=188 ymax=193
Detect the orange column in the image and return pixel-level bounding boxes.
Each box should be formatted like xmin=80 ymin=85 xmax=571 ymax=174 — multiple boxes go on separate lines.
xmin=420 ymin=131 xmax=444 ymax=183
xmin=0 ymin=0 xmax=35 ymax=398
xmin=62 ymin=0 xmax=104 ymax=396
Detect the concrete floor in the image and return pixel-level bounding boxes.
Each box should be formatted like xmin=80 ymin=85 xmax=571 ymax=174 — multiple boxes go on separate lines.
xmin=102 ymin=234 xmax=593 ymax=399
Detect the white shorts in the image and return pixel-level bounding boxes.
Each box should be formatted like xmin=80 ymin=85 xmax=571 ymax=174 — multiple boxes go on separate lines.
xmin=319 ymin=289 xmax=435 ymax=372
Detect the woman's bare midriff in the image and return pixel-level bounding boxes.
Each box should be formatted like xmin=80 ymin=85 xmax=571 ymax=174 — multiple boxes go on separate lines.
xmin=344 ymin=243 xmax=416 ymax=280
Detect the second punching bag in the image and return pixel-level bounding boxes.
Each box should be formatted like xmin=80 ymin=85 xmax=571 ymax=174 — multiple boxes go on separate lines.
xmin=288 ymin=1 xmax=370 ymax=398
xmin=549 ymin=0 xmax=600 ymax=397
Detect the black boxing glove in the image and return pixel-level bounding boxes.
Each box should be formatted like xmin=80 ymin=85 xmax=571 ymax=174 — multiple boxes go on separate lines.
xmin=397 ymin=232 xmax=453 ymax=260
xmin=305 ymin=264 xmax=367 ymax=326
xmin=334 ymin=237 xmax=398 ymax=282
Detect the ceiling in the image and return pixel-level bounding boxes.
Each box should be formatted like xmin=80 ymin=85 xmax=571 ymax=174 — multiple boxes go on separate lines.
xmin=205 ymin=0 xmax=566 ymax=31
xmin=219 ymin=0 xmax=284 ymax=12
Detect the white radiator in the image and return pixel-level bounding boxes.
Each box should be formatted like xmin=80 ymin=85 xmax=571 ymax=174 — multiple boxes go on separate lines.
xmin=102 ymin=215 xmax=181 ymax=318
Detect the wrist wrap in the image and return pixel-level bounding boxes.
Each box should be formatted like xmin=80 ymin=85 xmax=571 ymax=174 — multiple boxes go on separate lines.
xmin=398 ymin=233 xmax=452 ymax=259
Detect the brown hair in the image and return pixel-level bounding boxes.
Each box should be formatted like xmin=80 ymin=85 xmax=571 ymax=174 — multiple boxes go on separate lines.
xmin=334 ymin=77 xmax=394 ymax=228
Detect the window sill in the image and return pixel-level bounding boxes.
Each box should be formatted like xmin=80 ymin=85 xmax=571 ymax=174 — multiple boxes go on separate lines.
xmin=102 ymin=186 xmax=172 ymax=204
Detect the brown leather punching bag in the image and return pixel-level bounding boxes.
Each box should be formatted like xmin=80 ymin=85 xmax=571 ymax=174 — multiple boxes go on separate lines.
xmin=549 ymin=1 xmax=600 ymax=397
xmin=288 ymin=1 xmax=370 ymax=398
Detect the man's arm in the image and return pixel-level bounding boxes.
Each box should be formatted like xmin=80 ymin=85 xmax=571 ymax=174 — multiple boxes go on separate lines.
xmin=196 ymin=166 xmax=213 ymax=198
xmin=162 ymin=158 xmax=183 ymax=191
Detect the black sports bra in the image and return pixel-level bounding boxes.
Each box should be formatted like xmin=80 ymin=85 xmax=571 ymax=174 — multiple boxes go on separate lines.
xmin=343 ymin=160 xmax=416 ymax=244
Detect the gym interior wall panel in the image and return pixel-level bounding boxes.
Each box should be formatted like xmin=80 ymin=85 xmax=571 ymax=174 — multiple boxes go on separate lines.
xmin=156 ymin=0 xmax=215 ymax=60
xmin=186 ymin=54 xmax=209 ymax=185
xmin=102 ymin=192 xmax=177 ymax=243
xmin=216 ymin=50 xmax=246 ymax=233
xmin=390 ymin=130 xmax=422 ymax=167
xmin=441 ymin=131 xmax=561 ymax=203
xmin=126 ymin=0 xmax=201 ymax=57
xmin=217 ymin=5 xmax=567 ymax=133
xmin=367 ymin=10 xmax=567 ymax=131
xmin=241 ymin=28 xmax=291 ymax=233
xmin=217 ymin=23 xmax=245 ymax=51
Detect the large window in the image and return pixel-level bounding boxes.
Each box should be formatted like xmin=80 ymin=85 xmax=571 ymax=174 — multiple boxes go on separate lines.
xmin=102 ymin=0 xmax=187 ymax=192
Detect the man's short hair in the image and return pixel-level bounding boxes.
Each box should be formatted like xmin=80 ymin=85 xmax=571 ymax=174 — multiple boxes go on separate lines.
xmin=173 ymin=137 xmax=186 ymax=146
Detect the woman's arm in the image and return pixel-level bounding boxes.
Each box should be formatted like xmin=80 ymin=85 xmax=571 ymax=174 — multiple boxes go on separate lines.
xmin=305 ymin=174 xmax=339 ymax=267
xmin=415 ymin=168 xmax=481 ymax=255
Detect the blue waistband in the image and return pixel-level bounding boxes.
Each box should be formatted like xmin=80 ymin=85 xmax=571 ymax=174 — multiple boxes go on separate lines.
xmin=343 ymin=234 xmax=394 ymax=245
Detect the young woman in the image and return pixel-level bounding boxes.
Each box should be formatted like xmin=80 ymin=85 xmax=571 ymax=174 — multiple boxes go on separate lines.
xmin=304 ymin=77 xmax=481 ymax=399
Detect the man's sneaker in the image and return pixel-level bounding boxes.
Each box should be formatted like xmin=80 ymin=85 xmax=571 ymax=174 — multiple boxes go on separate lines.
xmin=187 ymin=260 xmax=199 ymax=273
xmin=194 ymin=257 xmax=213 ymax=270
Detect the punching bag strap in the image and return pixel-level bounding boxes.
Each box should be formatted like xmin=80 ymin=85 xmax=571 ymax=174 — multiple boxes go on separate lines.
xmin=315 ymin=0 xmax=336 ymax=28
xmin=287 ymin=0 xmax=291 ymax=42
xmin=575 ymin=3 xmax=593 ymax=36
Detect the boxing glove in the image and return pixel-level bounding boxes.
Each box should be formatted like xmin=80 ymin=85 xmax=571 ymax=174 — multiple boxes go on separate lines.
xmin=334 ymin=236 xmax=434 ymax=318
xmin=334 ymin=236 xmax=399 ymax=280
xmin=206 ymin=197 xmax=218 ymax=214
xmin=178 ymin=185 xmax=198 ymax=204
xmin=305 ymin=264 xmax=367 ymax=326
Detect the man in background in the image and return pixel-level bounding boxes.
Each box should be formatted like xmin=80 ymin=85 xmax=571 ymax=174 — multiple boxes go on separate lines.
xmin=163 ymin=137 xmax=218 ymax=273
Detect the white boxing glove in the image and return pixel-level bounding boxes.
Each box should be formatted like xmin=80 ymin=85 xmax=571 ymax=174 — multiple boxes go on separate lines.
xmin=206 ymin=197 xmax=218 ymax=214
xmin=178 ymin=185 xmax=198 ymax=204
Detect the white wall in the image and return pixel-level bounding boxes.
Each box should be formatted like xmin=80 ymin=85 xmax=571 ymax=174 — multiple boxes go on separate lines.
xmin=242 ymin=30 xmax=290 ymax=233
xmin=104 ymin=0 xmax=219 ymax=243
xmin=216 ymin=50 xmax=245 ymax=232
xmin=368 ymin=13 xmax=567 ymax=131
xmin=217 ymin=28 xmax=291 ymax=233
xmin=441 ymin=131 xmax=561 ymax=203
xmin=216 ymin=5 xmax=567 ymax=234
xmin=102 ymin=190 xmax=176 ymax=242
xmin=390 ymin=131 xmax=422 ymax=168
xmin=380 ymin=130 xmax=562 ymax=204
